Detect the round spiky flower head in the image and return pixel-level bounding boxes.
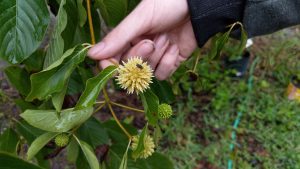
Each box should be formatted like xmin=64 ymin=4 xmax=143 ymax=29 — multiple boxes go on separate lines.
xmin=131 ymin=134 xmax=155 ymax=159
xmin=55 ymin=133 xmax=69 ymax=147
xmin=117 ymin=57 xmax=153 ymax=94
xmin=158 ymin=103 xmax=173 ymax=119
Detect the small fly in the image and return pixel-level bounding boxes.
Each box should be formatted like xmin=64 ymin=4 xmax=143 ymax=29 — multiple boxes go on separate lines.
xmin=136 ymin=64 xmax=143 ymax=69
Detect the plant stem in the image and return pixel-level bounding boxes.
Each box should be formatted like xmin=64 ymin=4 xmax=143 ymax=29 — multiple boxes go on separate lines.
xmin=95 ymin=101 xmax=106 ymax=104
xmin=103 ymin=89 xmax=132 ymax=139
xmin=86 ymin=0 xmax=131 ymax=139
xmin=110 ymin=101 xmax=144 ymax=113
xmin=193 ymin=51 xmax=201 ymax=72
xmin=93 ymin=103 xmax=105 ymax=114
xmin=86 ymin=0 xmax=96 ymax=45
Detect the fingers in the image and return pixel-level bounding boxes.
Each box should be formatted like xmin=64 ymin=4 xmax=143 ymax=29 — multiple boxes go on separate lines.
xmin=148 ymin=34 xmax=169 ymax=69
xmin=155 ymin=44 xmax=179 ymax=80
xmin=122 ymin=40 xmax=155 ymax=61
xmin=99 ymin=40 xmax=155 ymax=69
xmin=88 ymin=1 xmax=150 ymax=60
xmin=99 ymin=54 xmax=122 ymax=69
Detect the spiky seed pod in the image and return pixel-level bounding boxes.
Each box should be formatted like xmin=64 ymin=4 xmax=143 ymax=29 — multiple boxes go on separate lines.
xmin=158 ymin=103 xmax=173 ymax=119
xmin=116 ymin=57 xmax=153 ymax=94
xmin=54 ymin=133 xmax=69 ymax=147
xmin=131 ymin=134 xmax=155 ymax=159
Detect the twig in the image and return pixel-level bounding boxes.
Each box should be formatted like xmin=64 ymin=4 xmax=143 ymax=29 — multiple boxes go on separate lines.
xmin=110 ymin=101 xmax=144 ymax=113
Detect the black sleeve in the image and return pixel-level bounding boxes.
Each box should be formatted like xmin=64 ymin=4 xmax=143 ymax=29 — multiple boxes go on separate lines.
xmin=187 ymin=0 xmax=300 ymax=48
xmin=243 ymin=0 xmax=300 ymax=38
xmin=187 ymin=0 xmax=246 ymax=47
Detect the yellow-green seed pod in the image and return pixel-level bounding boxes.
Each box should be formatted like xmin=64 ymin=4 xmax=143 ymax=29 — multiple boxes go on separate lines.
xmin=54 ymin=133 xmax=69 ymax=147
xmin=158 ymin=103 xmax=173 ymax=119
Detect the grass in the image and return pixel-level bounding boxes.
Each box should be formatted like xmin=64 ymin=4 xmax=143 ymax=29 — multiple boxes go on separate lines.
xmin=161 ymin=27 xmax=300 ymax=169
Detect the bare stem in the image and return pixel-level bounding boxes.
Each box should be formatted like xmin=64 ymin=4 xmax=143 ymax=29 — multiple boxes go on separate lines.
xmin=86 ymin=0 xmax=96 ymax=45
xmin=110 ymin=101 xmax=144 ymax=113
xmin=103 ymin=89 xmax=132 ymax=139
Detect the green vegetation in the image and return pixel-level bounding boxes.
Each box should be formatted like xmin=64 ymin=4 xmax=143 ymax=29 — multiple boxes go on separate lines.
xmin=160 ymin=29 xmax=300 ymax=169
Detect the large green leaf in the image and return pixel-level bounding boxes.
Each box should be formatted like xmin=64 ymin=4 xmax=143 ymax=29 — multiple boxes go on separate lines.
xmin=15 ymin=120 xmax=45 ymax=143
xmin=27 ymin=132 xmax=58 ymax=160
xmin=74 ymin=136 xmax=100 ymax=169
xmin=108 ymin=144 xmax=174 ymax=169
xmin=150 ymin=79 xmax=175 ymax=104
xmin=20 ymin=107 xmax=93 ymax=132
xmin=0 ymin=0 xmax=49 ymax=64
xmin=95 ymin=0 xmax=128 ymax=27
xmin=75 ymin=65 xmax=118 ymax=109
xmin=26 ymin=45 xmax=88 ymax=101
xmin=67 ymin=138 xmax=79 ymax=163
xmin=103 ymin=120 xmax=137 ymax=143
xmin=0 ymin=152 xmax=43 ymax=169
xmin=77 ymin=0 xmax=87 ymax=27
xmin=140 ymin=89 xmax=159 ymax=125
xmin=0 ymin=128 xmax=19 ymax=154
xmin=127 ymin=0 xmax=140 ymax=12
xmin=118 ymin=141 xmax=131 ymax=169
xmin=43 ymin=0 xmax=67 ymax=68
xmin=23 ymin=49 xmax=45 ymax=73
xmin=52 ymin=82 xmax=68 ymax=112
xmin=4 ymin=66 xmax=31 ymax=96
xmin=77 ymin=117 xmax=110 ymax=148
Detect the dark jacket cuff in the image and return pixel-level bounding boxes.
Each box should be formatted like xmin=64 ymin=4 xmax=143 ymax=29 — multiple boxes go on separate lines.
xmin=187 ymin=0 xmax=245 ymax=47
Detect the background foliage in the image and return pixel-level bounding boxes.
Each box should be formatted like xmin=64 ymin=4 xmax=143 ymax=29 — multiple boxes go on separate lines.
xmin=0 ymin=0 xmax=299 ymax=169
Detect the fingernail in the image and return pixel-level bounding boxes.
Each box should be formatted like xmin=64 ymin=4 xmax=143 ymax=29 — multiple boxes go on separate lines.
xmin=155 ymin=34 xmax=168 ymax=48
xmin=88 ymin=42 xmax=105 ymax=57
xmin=137 ymin=41 xmax=155 ymax=56
xmin=169 ymin=45 xmax=178 ymax=54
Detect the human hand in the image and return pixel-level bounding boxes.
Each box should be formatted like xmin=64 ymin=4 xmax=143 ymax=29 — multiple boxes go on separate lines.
xmin=88 ymin=0 xmax=197 ymax=80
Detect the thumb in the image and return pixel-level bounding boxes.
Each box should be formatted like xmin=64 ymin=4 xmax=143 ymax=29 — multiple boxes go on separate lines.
xmin=88 ymin=1 xmax=151 ymax=60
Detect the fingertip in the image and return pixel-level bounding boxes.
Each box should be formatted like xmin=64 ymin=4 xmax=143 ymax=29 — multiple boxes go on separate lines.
xmin=88 ymin=42 xmax=106 ymax=59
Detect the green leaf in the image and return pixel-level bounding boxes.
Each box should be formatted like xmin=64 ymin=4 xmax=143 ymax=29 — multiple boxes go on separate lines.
xmin=132 ymin=124 xmax=147 ymax=160
xmin=0 ymin=0 xmax=50 ymax=64
xmin=119 ymin=141 xmax=131 ymax=169
xmin=153 ymin=125 xmax=162 ymax=147
xmin=127 ymin=0 xmax=140 ymax=12
xmin=139 ymin=153 xmax=174 ymax=169
xmin=0 ymin=152 xmax=43 ymax=169
xmin=62 ymin=0 xmax=79 ymax=50
xmin=26 ymin=45 xmax=88 ymax=101
xmin=27 ymin=132 xmax=58 ymax=160
xmin=52 ymin=82 xmax=68 ymax=112
xmin=140 ymin=90 xmax=159 ymax=125
xmin=15 ymin=120 xmax=45 ymax=143
xmin=75 ymin=66 xmax=118 ymax=109
xmin=0 ymin=128 xmax=19 ymax=154
xmin=67 ymin=138 xmax=79 ymax=163
xmin=23 ymin=49 xmax=45 ymax=73
xmin=77 ymin=0 xmax=87 ymax=27
xmin=14 ymin=99 xmax=36 ymax=112
xmin=150 ymin=79 xmax=175 ymax=104
xmin=74 ymin=136 xmax=100 ymax=169
xmin=67 ymin=69 xmax=85 ymax=95
xmin=108 ymin=144 xmax=174 ymax=169
xmin=4 ymin=66 xmax=31 ymax=96
xmin=77 ymin=117 xmax=110 ymax=148
xmin=95 ymin=0 xmax=128 ymax=27
xmin=20 ymin=107 xmax=93 ymax=132
xmin=103 ymin=120 xmax=137 ymax=143
xmin=208 ymin=22 xmax=247 ymax=59
xmin=44 ymin=0 xmax=67 ymax=68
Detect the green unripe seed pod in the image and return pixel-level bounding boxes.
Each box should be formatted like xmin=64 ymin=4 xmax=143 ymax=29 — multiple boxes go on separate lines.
xmin=158 ymin=103 xmax=173 ymax=119
xmin=55 ymin=133 xmax=69 ymax=147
